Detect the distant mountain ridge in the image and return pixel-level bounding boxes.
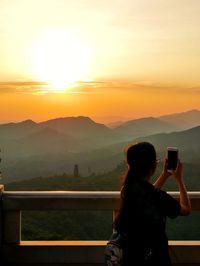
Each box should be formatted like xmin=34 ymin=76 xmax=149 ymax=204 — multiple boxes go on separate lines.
xmin=0 ymin=116 xmax=117 ymax=138
xmin=113 ymin=116 xmax=180 ymax=139
xmin=0 ymin=119 xmax=38 ymax=139
xmin=112 ymin=109 xmax=200 ymax=133
xmin=0 ymin=116 xmax=120 ymax=157
xmin=38 ymin=109 xmax=200 ymax=141
xmin=1 ymin=109 xmax=200 ymax=183
xmin=137 ymin=125 xmax=200 ymax=151
xmin=158 ymin=109 xmax=200 ymax=129
xmin=39 ymin=116 xmax=114 ymax=138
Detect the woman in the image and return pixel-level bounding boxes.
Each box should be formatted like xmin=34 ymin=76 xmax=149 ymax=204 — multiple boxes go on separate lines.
xmin=114 ymin=142 xmax=191 ymax=266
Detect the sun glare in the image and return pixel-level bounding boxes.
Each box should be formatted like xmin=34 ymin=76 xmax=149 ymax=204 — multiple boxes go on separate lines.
xmin=32 ymin=29 xmax=92 ymax=92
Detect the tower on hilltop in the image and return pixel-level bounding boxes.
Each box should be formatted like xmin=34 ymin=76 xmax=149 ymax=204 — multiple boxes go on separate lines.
xmin=73 ymin=164 xmax=79 ymax=177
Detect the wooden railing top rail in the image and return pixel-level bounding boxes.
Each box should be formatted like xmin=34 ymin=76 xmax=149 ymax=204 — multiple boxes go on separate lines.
xmin=3 ymin=190 xmax=200 ymax=196
xmin=1 ymin=190 xmax=200 ymax=210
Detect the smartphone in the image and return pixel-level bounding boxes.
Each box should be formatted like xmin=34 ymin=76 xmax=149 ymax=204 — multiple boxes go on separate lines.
xmin=167 ymin=147 xmax=178 ymax=172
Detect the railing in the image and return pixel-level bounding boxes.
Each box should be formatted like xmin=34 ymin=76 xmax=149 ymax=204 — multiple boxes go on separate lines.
xmin=0 ymin=184 xmax=200 ymax=265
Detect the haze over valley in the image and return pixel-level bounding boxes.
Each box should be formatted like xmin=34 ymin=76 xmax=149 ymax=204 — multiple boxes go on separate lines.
xmin=1 ymin=109 xmax=200 ymax=184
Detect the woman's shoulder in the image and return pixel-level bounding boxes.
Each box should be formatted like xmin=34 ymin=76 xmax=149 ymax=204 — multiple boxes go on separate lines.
xmin=153 ymin=188 xmax=181 ymax=218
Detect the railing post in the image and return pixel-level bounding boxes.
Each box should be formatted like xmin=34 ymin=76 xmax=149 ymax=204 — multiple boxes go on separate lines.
xmin=0 ymin=185 xmax=4 ymax=240
xmin=3 ymin=210 xmax=21 ymax=244
xmin=2 ymin=188 xmax=21 ymax=244
xmin=0 ymin=185 xmax=4 ymax=262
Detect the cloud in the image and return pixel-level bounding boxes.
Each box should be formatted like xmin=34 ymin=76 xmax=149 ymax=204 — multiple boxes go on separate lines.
xmin=0 ymin=81 xmax=49 ymax=95
xmin=73 ymin=80 xmax=200 ymax=97
xmin=1 ymin=80 xmax=200 ymax=96
xmin=0 ymin=80 xmax=108 ymax=95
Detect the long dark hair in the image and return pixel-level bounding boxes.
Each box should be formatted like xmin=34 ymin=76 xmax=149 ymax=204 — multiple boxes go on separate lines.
xmin=114 ymin=142 xmax=157 ymax=231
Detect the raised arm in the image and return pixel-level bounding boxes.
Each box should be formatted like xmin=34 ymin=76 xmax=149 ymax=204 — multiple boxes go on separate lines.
xmin=174 ymin=160 xmax=191 ymax=216
xmin=154 ymin=158 xmax=171 ymax=189
xmin=154 ymin=158 xmax=191 ymax=215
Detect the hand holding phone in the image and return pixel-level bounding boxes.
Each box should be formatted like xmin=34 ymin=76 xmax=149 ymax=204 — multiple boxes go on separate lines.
xmin=167 ymin=147 xmax=178 ymax=173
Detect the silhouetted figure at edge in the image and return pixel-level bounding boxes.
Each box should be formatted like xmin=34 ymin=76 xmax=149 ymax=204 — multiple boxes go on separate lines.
xmin=114 ymin=142 xmax=191 ymax=266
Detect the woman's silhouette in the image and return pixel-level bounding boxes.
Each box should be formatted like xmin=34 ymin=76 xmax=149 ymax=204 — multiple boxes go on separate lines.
xmin=114 ymin=142 xmax=191 ymax=266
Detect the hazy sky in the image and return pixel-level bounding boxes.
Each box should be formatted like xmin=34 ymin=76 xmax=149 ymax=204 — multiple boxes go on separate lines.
xmin=0 ymin=0 xmax=200 ymax=123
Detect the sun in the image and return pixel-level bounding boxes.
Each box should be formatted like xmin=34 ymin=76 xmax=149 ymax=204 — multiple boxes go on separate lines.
xmin=32 ymin=29 xmax=92 ymax=92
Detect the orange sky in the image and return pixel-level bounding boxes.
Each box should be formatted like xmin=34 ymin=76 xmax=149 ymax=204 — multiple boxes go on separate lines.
xmin=0 ymin=0 xmax=200 ymax=123
xmin=0 ymin=81 xmax=200 ymax=124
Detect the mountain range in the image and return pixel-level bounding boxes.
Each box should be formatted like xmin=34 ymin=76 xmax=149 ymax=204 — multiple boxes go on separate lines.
xmin=1 ymin=109 xmax=200 ymax=183
xmin=158 ymin=109 xmax=200 ymax=129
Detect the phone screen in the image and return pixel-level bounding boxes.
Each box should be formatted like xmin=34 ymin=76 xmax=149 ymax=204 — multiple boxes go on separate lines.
xmin=167 ymin=149 xmax=178 ymax=171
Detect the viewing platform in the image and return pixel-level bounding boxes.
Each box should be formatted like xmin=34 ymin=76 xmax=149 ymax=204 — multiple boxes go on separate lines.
xmin=0 ymin=184 xmax=200 ymax=266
